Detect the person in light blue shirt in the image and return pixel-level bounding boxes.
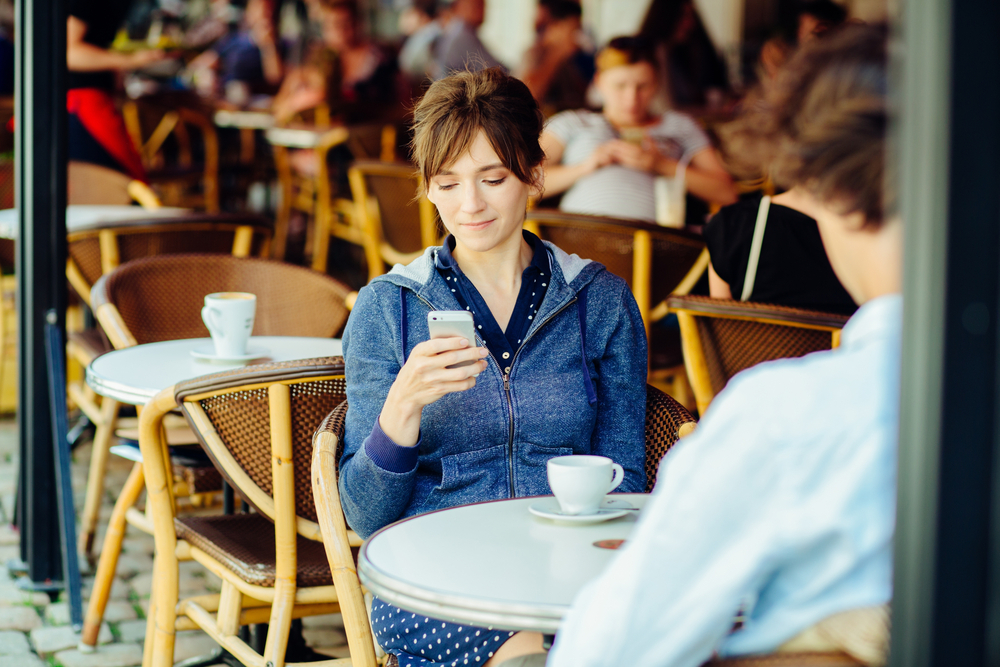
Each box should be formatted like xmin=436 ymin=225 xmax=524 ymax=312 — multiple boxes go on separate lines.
xmin=496 ymin=24 xmax=898 ymax=667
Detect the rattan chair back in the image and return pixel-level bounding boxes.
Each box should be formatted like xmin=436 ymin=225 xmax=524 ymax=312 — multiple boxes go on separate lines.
xmin=91 ymin=253 xmax=350 ymax=348
xmin=644 ymin=384 xmax=697 ymax=491
xmin=667 ymin=295 xmax=850 ymax=415
xmin=312 ymin=399 xmax=379 ymax=667
xmin=175 ymin=357 xmax=346 ymax=528
xmin=348 ymin=160 xmax=440 ymax=281
xmin=68 ymin=214 xmax=273 ymax=306
xmin=523 ymin=209 xmax=707 ymax=333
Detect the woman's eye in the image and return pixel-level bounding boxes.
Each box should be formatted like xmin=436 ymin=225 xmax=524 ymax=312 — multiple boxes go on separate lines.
xmin=437 ymin=183 xmax=457 ymax=191
xmin=485 ymin=177 xmax=506 ymax=186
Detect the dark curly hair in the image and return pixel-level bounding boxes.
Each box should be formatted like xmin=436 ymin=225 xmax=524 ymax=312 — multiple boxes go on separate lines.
xmin=411 ymin=67 xmax=545 ymax=191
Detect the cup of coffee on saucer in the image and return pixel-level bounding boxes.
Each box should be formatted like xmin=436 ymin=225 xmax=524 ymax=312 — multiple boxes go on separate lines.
xmin=547 ymin=455 xmax=624 ymax=515
xmin=197 ymin=292 xmax=258 ymax=361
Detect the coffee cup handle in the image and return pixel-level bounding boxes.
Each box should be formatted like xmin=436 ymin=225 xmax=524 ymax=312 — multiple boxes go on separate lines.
xmin=201 ymin=306 xmax=225 ymax=338
xmin=608 ymin=463 xmax=625 ymax=492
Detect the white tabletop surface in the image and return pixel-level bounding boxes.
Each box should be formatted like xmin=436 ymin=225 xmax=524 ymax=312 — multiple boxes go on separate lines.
xmin=213 ymin=109 xmax=275 ymax=130
xmin=86 ymin=335 xmax=342 ymax=405
xmin=0 ymin=205 xmax=189 ymax=239
xmin=358 ymin=493 xmax=650 ymax=633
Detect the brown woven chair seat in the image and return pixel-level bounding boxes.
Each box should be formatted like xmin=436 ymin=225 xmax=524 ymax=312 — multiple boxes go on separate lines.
xmin=67 ymin=328 xmax=112 ymax=364
xmin=175 ymin=513 xmax=333 ymax=587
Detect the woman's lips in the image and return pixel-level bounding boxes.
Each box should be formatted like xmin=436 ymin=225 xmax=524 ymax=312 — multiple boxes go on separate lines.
xmin=462 ymin=219 xmax=494 ymax=230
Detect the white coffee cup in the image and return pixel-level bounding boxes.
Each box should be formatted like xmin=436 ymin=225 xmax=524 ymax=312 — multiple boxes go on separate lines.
xmin=547 ymin=455 xmax=625 ymax=516
xmin=201 ymin=292 xmax=256 ymax=358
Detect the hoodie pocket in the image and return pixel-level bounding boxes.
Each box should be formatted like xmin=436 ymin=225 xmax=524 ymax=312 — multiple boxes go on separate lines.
xmin=431 ymin=444 xmax=509 ymax=507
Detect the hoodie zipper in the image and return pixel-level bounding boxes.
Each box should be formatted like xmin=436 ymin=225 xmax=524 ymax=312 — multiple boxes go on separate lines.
xmin=495 ymin=297 xmax=577 ymax=498
xmin=412 ymin=290 xmax=579 ymax=499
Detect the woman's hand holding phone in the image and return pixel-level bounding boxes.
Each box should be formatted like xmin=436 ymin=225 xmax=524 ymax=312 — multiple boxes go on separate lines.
xmin=379 ymin=336 xmax=489 ymax=447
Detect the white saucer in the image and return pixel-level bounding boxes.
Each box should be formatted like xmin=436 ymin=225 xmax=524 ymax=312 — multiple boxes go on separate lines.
xmin=528 ymin=497 xmax=634 ymax=525
xmin=190 ymin=345 xmax=269 ymax=363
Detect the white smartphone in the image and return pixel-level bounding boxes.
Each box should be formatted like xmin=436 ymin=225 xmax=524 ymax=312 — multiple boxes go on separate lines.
xmin=427 ymin=310 xmax=477 ymax=368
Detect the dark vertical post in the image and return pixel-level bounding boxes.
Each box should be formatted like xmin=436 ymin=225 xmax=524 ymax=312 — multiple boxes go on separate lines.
xmin=891 ymin=0 xmax=1000 ymax=665
xmin=14 ymin=0 xmax=67 ymax=586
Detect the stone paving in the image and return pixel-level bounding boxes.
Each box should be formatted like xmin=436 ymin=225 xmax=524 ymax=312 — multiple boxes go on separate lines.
xmin=0 ymin=418 xmax=353 ymax=667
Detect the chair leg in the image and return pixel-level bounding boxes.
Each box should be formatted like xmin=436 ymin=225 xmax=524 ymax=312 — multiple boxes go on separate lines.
xmin=78 ymin=397 xmax=121 ymax=557
xmin=80 ymin=461 xmax=144 ymax=649
xmin=142 ymin=583 xmax=157 ymax=667
xmin=150 ymin=548 xmax=179 ymax=667
xmin=262 ymin=580 xmax=296 ymax=667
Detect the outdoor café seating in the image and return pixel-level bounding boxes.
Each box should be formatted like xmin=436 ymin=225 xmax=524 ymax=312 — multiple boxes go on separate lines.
xmin=67 ymin=214 xmax=274 ymax=559
xmin=79 ymin=254 xmax=350 ymax=649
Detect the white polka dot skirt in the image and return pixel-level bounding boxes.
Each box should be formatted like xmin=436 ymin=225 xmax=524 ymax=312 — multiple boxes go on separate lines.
xmin=371 ymin=597 xmax=516 ymax=667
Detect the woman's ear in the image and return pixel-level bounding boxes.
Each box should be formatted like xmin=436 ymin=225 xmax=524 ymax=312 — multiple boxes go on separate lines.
xmin=529 ymin=167 xmax=545 ymax=198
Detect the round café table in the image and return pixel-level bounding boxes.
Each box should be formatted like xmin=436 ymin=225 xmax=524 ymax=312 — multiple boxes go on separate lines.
xmin=358 ymin=493 xmax=650 ymax=634
xmin=86 ymin=335 xmax=342 ymax=405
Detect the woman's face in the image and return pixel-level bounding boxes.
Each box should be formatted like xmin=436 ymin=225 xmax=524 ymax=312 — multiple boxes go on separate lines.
xmin=596 ymin=62 xmax=658 ymax=127
xmin=426 ymin=131 xmax=534 ymax=256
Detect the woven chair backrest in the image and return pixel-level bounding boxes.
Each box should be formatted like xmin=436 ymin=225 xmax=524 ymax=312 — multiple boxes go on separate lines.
xmin=68 ymin=214 xmax=272 ymax=293
xmin=525 ymin=209 xmax=705 ymax=306
xmin=176 ymin=357 xmax=347 ymax=525
xmin=93 ymin=253 xmax=350 ymax=345
xmin=317 ymin=399 xmax=349 ymax=474
xmin=644 ymin=384 xmax=696 ymax=491
xmin=668 ymin=295 xmax=850 ymax=397
xmin=352 ymin=161 xmax=426 ymax=256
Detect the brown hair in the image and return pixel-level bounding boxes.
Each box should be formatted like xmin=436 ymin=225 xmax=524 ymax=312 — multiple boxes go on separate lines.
xmin=412 ymin=68 xmax=545 ymax=189
xmin=719 ymin=24 xmax=890 ymax=226
xmin=595 ymin=36 xmax=658 ymax=73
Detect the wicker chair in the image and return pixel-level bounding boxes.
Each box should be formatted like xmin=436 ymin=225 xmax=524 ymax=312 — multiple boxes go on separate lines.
xmin=312 ymin=400 xmax=379 ymax=667
xmin=347 ymin=160 xmax=439 ymax=282
xmin=67 ymin=161 xmax=162 ymax=208
xmin=80 ymin=255 xmax=350 ymax=651
xmin=69 ymin=214 xmax=274 ymax=563
xmin=643 ymin=384 xmax=697 ymax=491
xmin=666 ymin=295 xmax=850 ymax=415
xmin=122 ymin=96 xmax=220 ymax=212
xmin=137 ymin=357 xmax=354 ymax=667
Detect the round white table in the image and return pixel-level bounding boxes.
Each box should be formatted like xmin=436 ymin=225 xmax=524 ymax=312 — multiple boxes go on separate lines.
xmin=358 ymin=493 xmax=649 ymax=633
xmin=0 ymin=205 xmax=189 ymax=239
xmin=86 ymin=335 xmax=343 ymax=405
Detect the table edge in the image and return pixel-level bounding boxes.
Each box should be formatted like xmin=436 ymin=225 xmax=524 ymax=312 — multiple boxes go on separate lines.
xmin=357 ymin=493 xmax=649 ymax=633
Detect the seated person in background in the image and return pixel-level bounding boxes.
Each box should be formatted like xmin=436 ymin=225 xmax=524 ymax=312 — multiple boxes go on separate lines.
xmin=704 ymin=185 xmax=857 ymax=315
xmin=187 ymin=0 xmax=283 ymax=99
xmin=759 ymin=0 xmax=847 ymax=80
xmin=517 ymin=0 xmax=594 ymax=115
xmin=397 ymin=0 xmax=442 ymax=87
xmin=66 ymin=0 xmax=166 ymax=181
xmin=537 ymin=24 xmax=897 ymax=667
xmin=541 ymin=36 xmax=736 ymax=223
xmin=339 ymin=66 xmax=648 ymax=667
xmin=431 ymin=0 xmax=503 ymax=79
xmin=272 ymin=0 xmax=399 ymax=125
xmin=638 ymin=0 xmax=731 ymax=111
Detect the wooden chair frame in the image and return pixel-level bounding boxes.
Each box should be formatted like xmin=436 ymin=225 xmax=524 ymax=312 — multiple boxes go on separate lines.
xmin=123 ymin=101 xmax=220 ymax=212
xmin=138 ymin=365 xmax=361 ymax=667
xmin=312 ymin=402 xmax=379 ymax=667
xmin=667 ymin=296 xmax=849 ymax=415
xmin=347 ymin=161 xmax=438 ymax=282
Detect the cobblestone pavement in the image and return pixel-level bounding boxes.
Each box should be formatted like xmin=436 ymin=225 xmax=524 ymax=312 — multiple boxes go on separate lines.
xmin=0 ymin=418 xmax=352 ymax=667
